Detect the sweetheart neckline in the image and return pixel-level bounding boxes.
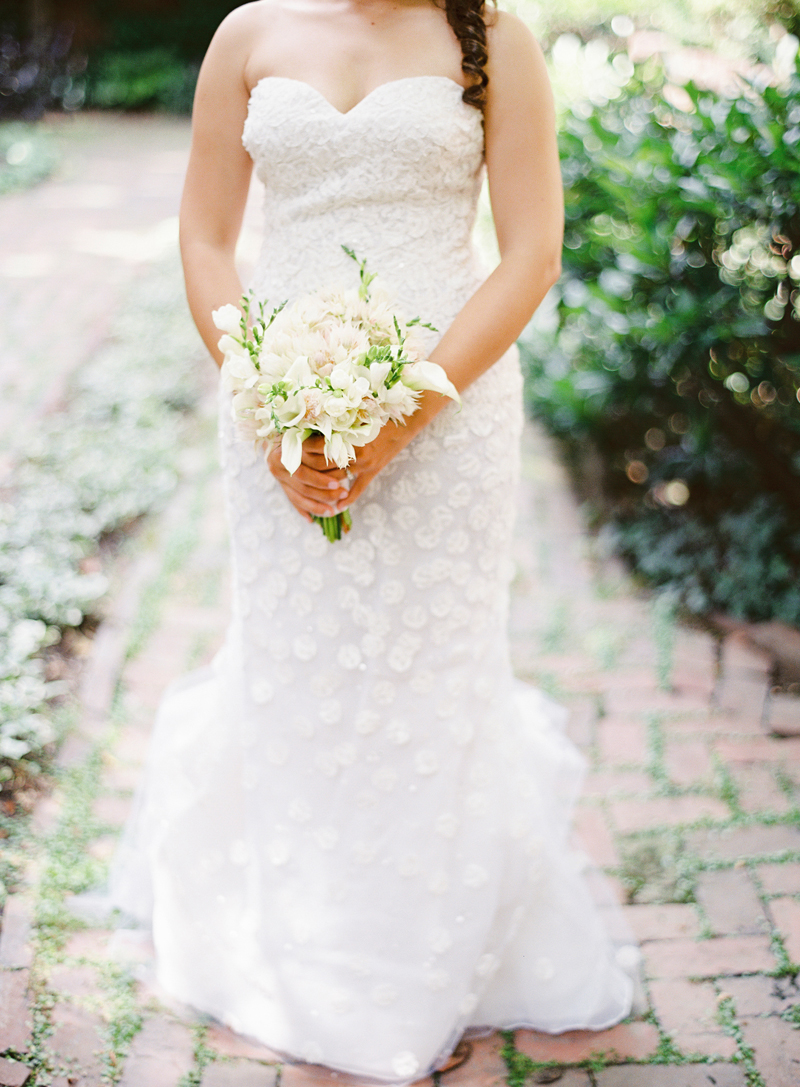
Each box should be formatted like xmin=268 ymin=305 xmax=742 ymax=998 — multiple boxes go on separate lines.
xmin=247 ymin=74 xmax=471 ymax=118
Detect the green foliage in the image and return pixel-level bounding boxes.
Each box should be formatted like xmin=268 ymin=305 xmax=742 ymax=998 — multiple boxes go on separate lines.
xmin=0 ymin=259 xmax=200 ymax=770
xmin=85 ymin=48 xmax=199 ymax=113
xmin=85 ymin=0 xmax=241 ymax=63
xmin=522 ymin=49 xmax=800 ymax=623
xmin=77 ymin=0 xmax=240 ymax=113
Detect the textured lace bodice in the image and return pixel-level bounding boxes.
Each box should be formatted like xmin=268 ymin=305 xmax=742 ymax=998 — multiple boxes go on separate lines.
xmin=243 ymin=75 xmax=486 ymax=329
xmin=110 ymin=75 xmax=633 ymax=1085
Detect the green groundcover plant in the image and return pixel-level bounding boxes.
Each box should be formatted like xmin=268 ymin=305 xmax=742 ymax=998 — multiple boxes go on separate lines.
xmin=0 ymin=261 xmax=199 ymax=773
xmin=521 ymin=48 xmax=800 ymax=623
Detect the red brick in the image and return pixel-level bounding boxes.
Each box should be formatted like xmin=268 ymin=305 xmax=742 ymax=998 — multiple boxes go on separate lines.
xmin=49 ymin=1002 xmax=106 ymax=1082
xmin=769 ymin=897 xmax=800 ymax=964
xmin=671 ymin=668 xmax=716 ymax=700
xmin=281 ymin=1066 xmax=433 ymax=1087
xmin=722 ymin=632 xmax=772 ymax=676
xmin=581 ymin=770 xmax=652 ymax=798
xmin=740 ymin=1014 xmax=800 ymax=1087
xmin=610 ymin=795 xmax=729 ymax=833
xmin=732 ymin=765 xmax=791 ymax=813
xmin=48 ymin=963 xmax=102 ymax=1000
xmin=0 ymin=1058 xmax=30 ymax=1086
xmin=675 ymin=1033 xmax=738 ymax=1057
xmin=712 ymin=736 xmax=800 ymax=763
xmin=0 ymin=896 xmax=32 ymax=968
xmin=623 ymin=904 xmax=700 ymax=942
xmin=714 ymin=676 xmax=768 ymax=724
xmin=62 ymin=929 xmax=113 ymax=961
xmin=88 ymin=834 xmax=118 ymax=862
xmin=643 ymin=935 xmax=775 ymax=979
xmin=572 ymin=807 xmax=619 ymax=867
xmin=604 ymin=687 xmax=710 ymax=716
xmin=536 ymin=1075 xmax=591 ymax=1087
xmin=118 ymin=1015 xmax=195 ymax=1087
xmin=687 ymin=823 xmax=800 ymax=862
xmin=201 ymin=1061 xmax=278 ymax=1087
xmin=205 ymin=1023 xmax=284 ymax=1063
xmin=753 ymin=862 xmax=800 ymax=895
xmin=595 ymin=1063 xmax=745 ymax=1086
xmin=563 ymin=698 xmax=597 ymax=748
xmin=430 ymin=1034 xmax=506 ymax=1087
xmin=694 ymin=868 xmax=768 ymax=937
xmin=30 ymin=793 xmax=61 ymax=835
xmin=93 ymin=792 xmax=134 ymax=828
xmin=680 ymin=712 xmax=762 ymax=736
xmin=0 ymin=969 xmax=31 ymax=1050
xmin=769 ymin=691 xmax=800 ymax=738
xmin=597 ymin=719 xmax=648 ymax=766
xmin=664 ymin=741 xmax=713 ymax=786
xmin=103 ymin=753 xmax=144 ymax=792
xmin=514 ymin=1021 xmax=660 ymax=1063
xmin=647 ymin=978 xmax=735 ymax=1056
xmin=718 ymin=974 xmax=795 ymax=1017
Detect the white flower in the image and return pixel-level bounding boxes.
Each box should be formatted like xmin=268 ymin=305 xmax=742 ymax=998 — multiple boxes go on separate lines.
xmin=212 ymin=303 xmax=243 ymax=335
xmin=281 ymin=428 xmax=310 ymax=474
xmin=401 ymin=360 xmax=460 ymax=403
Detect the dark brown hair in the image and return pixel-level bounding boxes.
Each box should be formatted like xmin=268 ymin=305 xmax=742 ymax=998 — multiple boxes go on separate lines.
xmin=444 ymin=0 xmax=493 ymax=110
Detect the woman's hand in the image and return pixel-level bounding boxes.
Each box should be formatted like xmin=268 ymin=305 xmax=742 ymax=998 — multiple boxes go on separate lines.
xmin=266 ymin=436 xmax=349 ymax=522
xmin=333 ymin=391 xmax=448 ymax=509
xmin=269 ymin=392 xmax=447 ymax=523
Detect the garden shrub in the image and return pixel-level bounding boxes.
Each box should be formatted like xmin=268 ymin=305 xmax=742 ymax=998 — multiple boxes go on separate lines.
xmin=76 ymin=0 xmax=241 ymax=113
xmin=521 ymin=48 xmax=800 ymax=623
xmin=84 ymin=48 xmax=198 ymax=113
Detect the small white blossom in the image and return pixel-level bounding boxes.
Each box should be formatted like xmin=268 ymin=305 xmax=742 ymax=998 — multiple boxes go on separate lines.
xmin=212 ymin=303 xmax=243 ymax=335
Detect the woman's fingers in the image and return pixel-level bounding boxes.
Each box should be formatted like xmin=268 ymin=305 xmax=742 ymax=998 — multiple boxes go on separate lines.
xmin=266 ymin=435 xmax=363 ymax=522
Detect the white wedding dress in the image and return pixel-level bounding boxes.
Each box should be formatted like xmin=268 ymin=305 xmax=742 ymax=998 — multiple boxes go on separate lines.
xmin=110 ymin=75 xmax=634 ymax=1081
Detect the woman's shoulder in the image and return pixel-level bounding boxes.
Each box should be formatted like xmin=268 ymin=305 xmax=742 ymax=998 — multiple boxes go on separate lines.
xmin=211 ymin=0 xmax=275 ymax=43
xmin=201 ymin=0 xmax=283 ymax=89
xmin=487 ymin=9 xmax=544 ymax=64
xmin=485 ymin=9 xmax=548 ymax=98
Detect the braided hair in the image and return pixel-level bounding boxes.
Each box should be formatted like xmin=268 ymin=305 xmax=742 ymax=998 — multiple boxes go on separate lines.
xmin=443 ymin=0 xmax=493 ymax=110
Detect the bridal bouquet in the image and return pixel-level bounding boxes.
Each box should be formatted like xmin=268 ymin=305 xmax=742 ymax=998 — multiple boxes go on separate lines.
xmin=213 ymin=248 xmax=460 ymax=541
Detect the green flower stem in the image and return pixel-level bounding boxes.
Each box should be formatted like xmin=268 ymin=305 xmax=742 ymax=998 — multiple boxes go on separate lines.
xmin=312 ymin=509 xmax=353 ymax=542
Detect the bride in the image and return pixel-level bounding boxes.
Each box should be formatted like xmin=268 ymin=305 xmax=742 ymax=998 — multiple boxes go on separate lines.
xmin=109 ymin=0 xmax=635 ymax=1079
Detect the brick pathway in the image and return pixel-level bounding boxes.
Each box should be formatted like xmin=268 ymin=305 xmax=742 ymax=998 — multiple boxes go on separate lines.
xmin=0 ymin=112 xmax=261 ymax=470
xmin=2 ymin=117 xmax=800 ymax=1086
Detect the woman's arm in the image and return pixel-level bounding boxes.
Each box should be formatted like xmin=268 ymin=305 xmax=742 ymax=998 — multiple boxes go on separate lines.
xmin=331 ymin=12 xmax=562 ymax=509
xmin=182 ymin=7 xmax=350 ymax=520
xmin=431 ymin=11 xmax=563 ymax=388
xmin=179 ymin=10 xmax=256 ymax=367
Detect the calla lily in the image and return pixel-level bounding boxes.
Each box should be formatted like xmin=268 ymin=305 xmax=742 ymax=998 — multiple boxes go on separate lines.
xmin=281 ymin=428 xmax=311 ymax=474
xmin=402 ymin=361 xmax=461 ymax=404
